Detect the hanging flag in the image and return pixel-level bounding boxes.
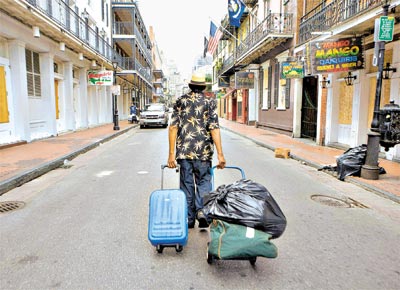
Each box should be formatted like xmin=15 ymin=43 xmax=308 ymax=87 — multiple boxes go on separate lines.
xmin=203 ymin=36 xmax=209 ymax=58
xmin=228 ymin=0 xmax=246 ymax=27
xmin=207 ymin=21 xmax=223 ymax=55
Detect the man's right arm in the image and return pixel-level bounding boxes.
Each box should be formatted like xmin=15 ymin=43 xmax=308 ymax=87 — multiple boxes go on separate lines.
xmin=211 ymin=128 xmax=226 ymax=169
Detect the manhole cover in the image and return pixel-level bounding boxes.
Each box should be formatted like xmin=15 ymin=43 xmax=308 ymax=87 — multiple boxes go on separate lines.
xmin=0 ymin=201 xmax=26 ymax=213
xmin=311 ymin=195 xmax=351 ymax=208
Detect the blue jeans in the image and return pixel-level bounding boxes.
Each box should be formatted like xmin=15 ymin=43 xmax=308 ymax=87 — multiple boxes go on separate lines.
xmin=177 ymin=159 xmax=212 ymax=225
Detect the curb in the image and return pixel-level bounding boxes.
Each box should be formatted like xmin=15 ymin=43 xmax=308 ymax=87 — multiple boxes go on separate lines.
xmin=221 ymin=126 xmax=400 ymax=205
xmin=0 ymin=125 xmax=136 ymax=196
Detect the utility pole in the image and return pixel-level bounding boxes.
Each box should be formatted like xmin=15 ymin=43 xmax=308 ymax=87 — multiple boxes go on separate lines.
xmin=360 ymin=1 xmax=390 ymax=180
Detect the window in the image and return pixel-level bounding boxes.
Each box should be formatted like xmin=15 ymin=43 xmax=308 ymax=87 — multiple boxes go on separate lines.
xmin=25 ymin=49 xmax=41 ymax=98
xmin=101 ymin=0 xmax=105 ymax=21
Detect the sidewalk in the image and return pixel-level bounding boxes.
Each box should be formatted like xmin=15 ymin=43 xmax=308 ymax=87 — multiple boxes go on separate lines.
xmin=0 ymin=120 xmax=136 ymax=195
xmin=1 ymin=119 xmax=399 ymax=204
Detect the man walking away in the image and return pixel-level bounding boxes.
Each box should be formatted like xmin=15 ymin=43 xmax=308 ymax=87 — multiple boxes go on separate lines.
xmin=167 ymin=71 xmax=226 ymax=229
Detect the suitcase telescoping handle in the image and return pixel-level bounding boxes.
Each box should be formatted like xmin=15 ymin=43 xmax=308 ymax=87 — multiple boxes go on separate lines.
xmin=210 ymin=165 xmax=246 ymax=190
xmin=160 ymin=164 xmax=180 ymax=190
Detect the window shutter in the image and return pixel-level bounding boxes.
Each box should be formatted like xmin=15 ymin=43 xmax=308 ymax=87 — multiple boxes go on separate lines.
xmin=273 ymin=62 xmax=279 ymax=108
xmin=26 ymin=49 xmax=41 ymax=97
xmin=33 ymin=52 xmax=41 ymax=96
xmin=285 ymin=79 xmax=291 ymax=109
xmin=33 ymin=52 xmax=40 ymax=74
xmin=267 ymin=65 xmax=272 ymax=109
xmin=259 ymin=68 xmax=264 ymax=109
xmin=26 ymin=49 xmax=34 ymax=96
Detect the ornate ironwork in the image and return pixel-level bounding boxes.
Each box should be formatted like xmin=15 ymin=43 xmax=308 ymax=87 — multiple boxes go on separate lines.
xmin=299 ymin=0 xmax=382 ymax=44
xmin=236 ymin=13 xmax=293 ymax=61
xmin=26 ymin=0 xmax=117 ymax=61
xmin=379 ymin=102 xmax=400 ymax=151
xmin=243 ymin=0 xmax=257 ymax=7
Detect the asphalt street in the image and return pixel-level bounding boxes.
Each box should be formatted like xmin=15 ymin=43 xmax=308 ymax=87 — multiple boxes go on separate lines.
xmin=0 ymin=127 xmax=399 ymax=290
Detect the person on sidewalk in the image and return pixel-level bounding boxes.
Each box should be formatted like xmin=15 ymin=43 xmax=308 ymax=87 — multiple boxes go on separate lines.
xmin=129 ymin=103 xmax=138 ymax=123
xmin=167 ymin=71 xmax=226 ymax=229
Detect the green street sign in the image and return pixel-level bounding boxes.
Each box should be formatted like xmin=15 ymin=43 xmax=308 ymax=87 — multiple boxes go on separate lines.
xmin=378 ymin=16 xmax=394 ymax=42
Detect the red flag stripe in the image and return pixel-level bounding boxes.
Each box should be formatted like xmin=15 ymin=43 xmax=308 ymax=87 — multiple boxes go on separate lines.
xmin=208 ymin=28 xmax=223 ymax=55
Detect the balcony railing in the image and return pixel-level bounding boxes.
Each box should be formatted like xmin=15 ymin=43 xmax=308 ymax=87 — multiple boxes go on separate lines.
xmin=299 ymin=0 xmax=382 ymax=44
xmin=218 ymin=54 xmax=235 ymax=76
xmin=236 ymin=13 xmax=293 ymax=61
xmin=133 ymin=26 xmax=152 ymax=61
xmin=114 ymin=21 xmax=134 ymax=35
xmin=26 ymin=0 xmax=120 ymax=64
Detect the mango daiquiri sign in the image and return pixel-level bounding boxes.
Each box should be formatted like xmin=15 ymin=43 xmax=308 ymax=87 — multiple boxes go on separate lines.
xmin=87 ymin=70 xmax=113 ymax=86
xmin=310 ymin=37 xmax=364 ymax=74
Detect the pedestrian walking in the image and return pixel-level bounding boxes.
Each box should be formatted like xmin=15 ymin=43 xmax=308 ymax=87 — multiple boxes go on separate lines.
xmin=167 ymin=71 xmax=226 ymax=229
xmin=129 ymin=103 xmax=138 ymax=123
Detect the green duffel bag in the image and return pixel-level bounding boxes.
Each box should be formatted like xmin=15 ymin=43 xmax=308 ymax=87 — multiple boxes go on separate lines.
xmin=208 ymin=219 xmax=278 ymax=260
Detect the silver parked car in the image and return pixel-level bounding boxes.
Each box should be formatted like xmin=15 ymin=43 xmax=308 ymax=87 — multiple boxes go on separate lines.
xmin=139 ymin=103 xmax=169 ymax=129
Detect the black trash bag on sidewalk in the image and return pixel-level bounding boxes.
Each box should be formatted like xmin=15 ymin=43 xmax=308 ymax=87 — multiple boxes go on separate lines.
xmin=336 ymin=144 xmax=367 ymax=181
xmin=203 ymin=179 xmax=287 ymax=239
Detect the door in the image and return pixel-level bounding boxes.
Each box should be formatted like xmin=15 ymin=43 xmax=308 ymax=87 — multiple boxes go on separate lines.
xmin=0 ymin=66 xmax=9 ymax=123
xmin=55 ymin=80 xmax=60 ymax=119
xmin=301 ymin=76 xmax=318 ymax=139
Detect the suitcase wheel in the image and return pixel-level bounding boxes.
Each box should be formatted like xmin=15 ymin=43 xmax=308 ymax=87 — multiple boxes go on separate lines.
xmin=175 ymin=245 xmax=183 ymax=252
xmin=249 ymin=257 xmax=257 ymax=266
xmin=206 ymin=252 xmax=214 ymax=264
xmin=156 ymin=245 xmax=164 ymax=254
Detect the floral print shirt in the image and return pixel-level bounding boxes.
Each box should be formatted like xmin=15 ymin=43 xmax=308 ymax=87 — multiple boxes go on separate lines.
xmin=170 ymin=92 xmax=220 ymax=161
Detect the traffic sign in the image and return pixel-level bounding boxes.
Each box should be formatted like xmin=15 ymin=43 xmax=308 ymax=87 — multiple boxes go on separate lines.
xmin=378 ymin=16 xmax=394 ymax=42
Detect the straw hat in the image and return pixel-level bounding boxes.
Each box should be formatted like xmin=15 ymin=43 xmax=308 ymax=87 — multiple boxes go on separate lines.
xmin=188 ymin=72 xmax=206 ymax=87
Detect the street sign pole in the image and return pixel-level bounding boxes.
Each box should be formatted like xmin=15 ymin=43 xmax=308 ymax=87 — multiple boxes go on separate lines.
xmin=361 ymin=3 xmax=391 ymax=180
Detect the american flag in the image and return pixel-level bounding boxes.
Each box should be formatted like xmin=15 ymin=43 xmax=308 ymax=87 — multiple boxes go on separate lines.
xmin=207 ymin=21 xmax=223 ymax=56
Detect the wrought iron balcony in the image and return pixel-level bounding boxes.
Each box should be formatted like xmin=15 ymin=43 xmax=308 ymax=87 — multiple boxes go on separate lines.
xmin=218 ymin=55 xmax=235 ymax=76
xmin=243 ymin=0 xmax=258 ymax=7
xmin=299 ymin=0 xmax=383 ymax=45
xmin=236 ymin=13 xmax=293 ymax=63
xmin=24 ymin=0 xmax=119 ymax=63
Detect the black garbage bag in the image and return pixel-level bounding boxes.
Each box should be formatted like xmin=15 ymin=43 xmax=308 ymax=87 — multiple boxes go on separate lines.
xmin=336 ymin=144 xmax=367 ymax=181
xmin=203 ymin=179 xmax=286 ymax=239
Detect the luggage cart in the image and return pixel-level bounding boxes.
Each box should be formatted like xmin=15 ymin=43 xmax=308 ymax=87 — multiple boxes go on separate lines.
xmin=206 ymin=166 xmax=258 ymax=265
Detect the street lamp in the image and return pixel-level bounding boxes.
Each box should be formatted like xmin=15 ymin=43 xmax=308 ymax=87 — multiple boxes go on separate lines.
xmin=361 ymin=1 xmax=391 ymax=180
xmin=112 ymin=59 xmax=120 ymax=130
xmin=382 ymin=62 xmax=397 ymax=79
xmin=344 ymin=72 xmax=357 ymax=86
xmin=320 ymin=76 xmax=330 ymax=89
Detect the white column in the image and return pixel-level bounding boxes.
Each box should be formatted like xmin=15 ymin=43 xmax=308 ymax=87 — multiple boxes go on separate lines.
xmin=79 ymin=67 xmax=89 ymax=128
xmin=8 ymin=40 xmax=30 ymax=141
xmin=39 ymin=52 xmax=57 ymax=136
xmin=326 ymin=74 xmax=340 ymax=145
xmin=292 ymin=78 xmax=302 ymax=138
xmin=350 ymin=72 xmax=361 ymax=147
xmin=63 ymin=61 xmax=75 ymax=131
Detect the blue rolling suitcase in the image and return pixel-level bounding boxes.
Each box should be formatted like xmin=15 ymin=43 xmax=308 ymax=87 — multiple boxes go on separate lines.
xmin=148 ymin=165 xmax=188 ymax=253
